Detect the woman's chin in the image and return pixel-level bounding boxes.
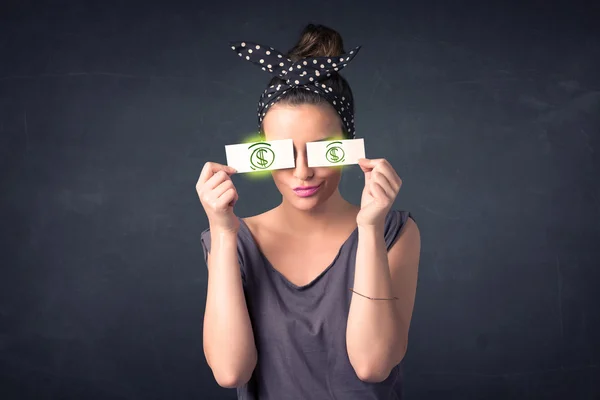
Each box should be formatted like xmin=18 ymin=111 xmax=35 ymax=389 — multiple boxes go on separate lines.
xmin=289 ymin=197 xmax=321 ymax=211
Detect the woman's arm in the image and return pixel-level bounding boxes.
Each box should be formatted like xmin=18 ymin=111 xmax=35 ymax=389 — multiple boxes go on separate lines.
xmin=346 ymin=217 xmax=420 ymax=382
xmin=203 ymin=229 xmax=257 ymax=388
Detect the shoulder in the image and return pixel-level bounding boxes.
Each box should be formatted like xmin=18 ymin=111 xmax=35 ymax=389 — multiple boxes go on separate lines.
xmin=387 ymin=209 xmax=420 ymax=269
xmin=200 ymin=216 xmax=259 ymax=262
xmin=395 ymin=209 xmax=417 ymax=234
xmin=386 ymin=209 xmax=415 ymax=225
xmin=383 ymin=209 xmax=417 ymax=250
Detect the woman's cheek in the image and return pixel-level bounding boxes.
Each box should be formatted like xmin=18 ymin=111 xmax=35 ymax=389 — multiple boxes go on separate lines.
xmin=271 ymin=171 xmax=291 ymax=191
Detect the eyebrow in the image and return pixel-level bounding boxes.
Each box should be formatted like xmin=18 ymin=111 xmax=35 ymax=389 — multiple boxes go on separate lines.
xmin=313 ymin=135 xmax=342 ymax=142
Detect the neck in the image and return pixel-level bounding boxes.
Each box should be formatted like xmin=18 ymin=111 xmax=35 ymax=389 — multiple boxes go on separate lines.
xmin=275 ymin=189 xmax=357 ymax=235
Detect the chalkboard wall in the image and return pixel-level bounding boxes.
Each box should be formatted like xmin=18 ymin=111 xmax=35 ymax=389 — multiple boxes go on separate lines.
xmin=1 ymin=1 xmax=599 ymax=399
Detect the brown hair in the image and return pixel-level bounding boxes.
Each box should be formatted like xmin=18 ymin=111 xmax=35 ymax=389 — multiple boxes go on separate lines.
xmin=260 ymin=24 xmax=355 ymax=138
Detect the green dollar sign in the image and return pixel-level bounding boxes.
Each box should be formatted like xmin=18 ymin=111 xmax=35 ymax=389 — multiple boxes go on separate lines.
xmin=329 ymin=148 xmax=339 ymax=162
xmin=249 ymin=143 xmax=275 ymax=170
xmin=256 ymin=148 xmax=268 ymax=167
xmin=325 ymin=144 xmax=345 ymax=164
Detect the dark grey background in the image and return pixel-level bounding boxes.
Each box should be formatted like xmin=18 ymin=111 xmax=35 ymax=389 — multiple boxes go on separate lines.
xmin=1 ymin=0 xmax=599 ymax=399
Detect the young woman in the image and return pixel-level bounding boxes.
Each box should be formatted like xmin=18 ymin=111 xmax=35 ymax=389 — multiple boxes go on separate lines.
xmin=196 ymin=24 xmax=420 ymax=399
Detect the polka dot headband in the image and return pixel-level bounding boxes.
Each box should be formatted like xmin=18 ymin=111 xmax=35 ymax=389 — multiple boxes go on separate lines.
xmin=230 ymin=41 xmax=362 ymax=138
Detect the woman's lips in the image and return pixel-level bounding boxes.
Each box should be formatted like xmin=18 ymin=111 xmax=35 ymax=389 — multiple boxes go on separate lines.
xmin=292 ymin=184 xmax=321 ymax=197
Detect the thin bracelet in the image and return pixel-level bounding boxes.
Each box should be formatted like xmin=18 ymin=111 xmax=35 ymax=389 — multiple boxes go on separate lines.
xmin=349 ymin=288 xmax=399 ymax=301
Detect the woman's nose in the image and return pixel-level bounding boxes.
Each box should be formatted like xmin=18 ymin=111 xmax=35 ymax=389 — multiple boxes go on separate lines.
xmin=293 ymin=151 xmax=314 ymax=181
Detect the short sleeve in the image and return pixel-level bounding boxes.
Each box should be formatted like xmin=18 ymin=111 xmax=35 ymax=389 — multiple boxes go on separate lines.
xmin=383 ymin=210 xmax=415 ymax=251
xmin=200 ymin=227 xmax=247 ymax=285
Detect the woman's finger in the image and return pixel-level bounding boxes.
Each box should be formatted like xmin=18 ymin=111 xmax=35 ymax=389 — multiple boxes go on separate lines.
xmin=202 ymin=170 xmax=232 ymax=192
xmin=210 ymin=179 xmax=235 ymax=201
xmin=215 ymin=188 xmax=237 ymax=210
xmin=370 ymin=181 xmax=389 ymax=204
xmin=372 ymin=162 xmax=402 ymax=192
xmin=197 ymin=162 xmax=236 ymax=186
xmin=371 ymin=170 xmax=394 ymax=197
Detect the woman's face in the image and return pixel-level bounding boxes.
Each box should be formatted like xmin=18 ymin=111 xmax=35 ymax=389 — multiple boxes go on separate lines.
xmin=262 ymin=102 xmax=345 ymax=211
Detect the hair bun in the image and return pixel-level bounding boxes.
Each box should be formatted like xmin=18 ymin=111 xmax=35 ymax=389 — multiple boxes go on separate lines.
xmin=287 ymin=24 xmax=345 ymax=61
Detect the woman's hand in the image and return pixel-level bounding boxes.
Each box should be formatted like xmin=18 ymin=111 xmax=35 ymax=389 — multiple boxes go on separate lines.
xmin=356 ymin=158 xmax=402 ymax=227
xmin=196 ymin=162 xmax=240 ymax=233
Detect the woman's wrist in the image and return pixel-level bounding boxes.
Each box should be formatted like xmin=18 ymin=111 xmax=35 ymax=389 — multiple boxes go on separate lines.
xmin=210 ymin=227 xmax=239 ymax=247
xmin=357 ymin=221 xmax=385 ymax=234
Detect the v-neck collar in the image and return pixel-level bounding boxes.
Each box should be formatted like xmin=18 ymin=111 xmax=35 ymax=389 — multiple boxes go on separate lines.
xmin=238 ymin=216 xmax=358 ymax=290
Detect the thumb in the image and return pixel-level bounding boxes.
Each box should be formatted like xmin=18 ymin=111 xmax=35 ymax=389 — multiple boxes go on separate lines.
xmin=362 ymin=168 xmax=372 ymax=183
xmin=358 ymin=158 xmax=373 ymax=173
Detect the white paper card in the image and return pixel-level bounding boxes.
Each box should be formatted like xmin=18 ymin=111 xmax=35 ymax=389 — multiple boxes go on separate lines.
xmin=306 ymin=138 xmax=365 ymax=167
xmin=225 ymin=139 xmax=295 ymax=173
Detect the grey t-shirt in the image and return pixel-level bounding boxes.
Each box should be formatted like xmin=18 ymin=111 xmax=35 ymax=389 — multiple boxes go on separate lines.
xmin=201 ymin=209 xmax=414 ymax=400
